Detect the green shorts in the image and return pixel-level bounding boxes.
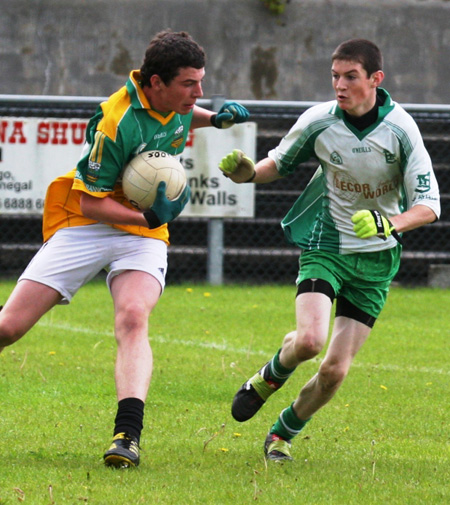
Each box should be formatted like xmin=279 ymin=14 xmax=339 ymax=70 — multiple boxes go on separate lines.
xmin=297 ymin=247 xmax=402 ymax=319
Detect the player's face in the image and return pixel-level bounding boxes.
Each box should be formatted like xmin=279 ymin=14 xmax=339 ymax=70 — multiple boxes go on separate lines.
xmin=152 ymin=67 xmax=205 ymax=115
xmin=331 ymin=59 xmax=383 ymax=117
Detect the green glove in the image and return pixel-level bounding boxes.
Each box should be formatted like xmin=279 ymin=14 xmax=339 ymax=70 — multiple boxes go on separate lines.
xmin=210 ymin=101 xmax=249 ymax=129
xmin=219 ymin=149 xmax=256 ymax=183
xmin=351 ymin=209 xmax=402 ymax=244
xmin=143 ymin=181 xmax=191 ymax=229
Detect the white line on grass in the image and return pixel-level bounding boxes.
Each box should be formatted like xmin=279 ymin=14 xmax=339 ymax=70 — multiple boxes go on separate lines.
xmin=36 ymin=320 xmax=450 ymax=376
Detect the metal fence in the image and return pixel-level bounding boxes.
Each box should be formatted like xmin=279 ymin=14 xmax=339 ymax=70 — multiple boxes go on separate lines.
xmin=0 ymin=96 xmax=449 ymax=286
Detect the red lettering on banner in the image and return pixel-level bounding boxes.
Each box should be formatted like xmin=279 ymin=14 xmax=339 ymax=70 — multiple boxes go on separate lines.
xmin=37 ymin=122 xmax=50 ymax=144
xmin=37 ymin=121 xmax=87 ymax=145
xmin=0 ymin=121 xmax=7 ymax=142
xmin=51 ymin=122 xmax=68 ymax=144
xmin=185 ymin=129 xmax=195 ymax=147
xmin=0 ymin=120 xmax=27 ymax=144
xmin=70 ymin=122 xmax=87 ymax=144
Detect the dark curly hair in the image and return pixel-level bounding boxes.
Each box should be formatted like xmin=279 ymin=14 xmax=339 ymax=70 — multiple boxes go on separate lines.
xmin=140 ymin=30 xmax=206 ymax=87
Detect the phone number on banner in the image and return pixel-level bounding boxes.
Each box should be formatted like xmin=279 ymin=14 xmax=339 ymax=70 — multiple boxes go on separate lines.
xmin=0 ymin=198 xmax=44 ymax=211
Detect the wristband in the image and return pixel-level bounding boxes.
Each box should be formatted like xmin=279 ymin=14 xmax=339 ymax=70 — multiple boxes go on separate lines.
xmin=389 ymin=222 xmax=403 ymax=245
xmin=369 ymin=210 xmax=387 ymax=238
xmin=245 ymin=171 xmax=256 ymax=183
xmin=210 ymin=114 xmax=219 ymax=128
xmin=143 ymin=209 xmax=161 ymax=229
xmin=369 ymin=210 xmax=403 ymax=245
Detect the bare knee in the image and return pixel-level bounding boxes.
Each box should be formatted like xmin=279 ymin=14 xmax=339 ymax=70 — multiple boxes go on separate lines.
xmin=317 ymin=360 xmax=349 ymax=392
xmin=280 ymin=330 xmax=325 ymax=368
xmin=115 ymin=303 xmax=150 ymax=340
xmin=0 ymin=319 xmax=25 ymax=347
xmin=293 ymin=329 xmax=325 ymax=361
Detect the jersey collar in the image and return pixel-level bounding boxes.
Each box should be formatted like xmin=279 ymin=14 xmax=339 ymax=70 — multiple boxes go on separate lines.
xmin=126 ymin=70 xmax=176 ymax=125
xmin=330 ymin=88 xmax=394 ymax=121
xmin=329 ymin=88 xmax=395 ymax=138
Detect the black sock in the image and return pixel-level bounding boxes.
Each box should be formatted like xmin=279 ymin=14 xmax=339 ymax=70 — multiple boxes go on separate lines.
xmin=113 ymin=397 xmax=145 ymax=443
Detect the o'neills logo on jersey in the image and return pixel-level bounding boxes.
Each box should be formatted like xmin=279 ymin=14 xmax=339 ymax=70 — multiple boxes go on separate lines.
xmin=334 ymin=173 xmax=401 ymax=202
xmin=171 ymin=125 xmax=184 ymax=148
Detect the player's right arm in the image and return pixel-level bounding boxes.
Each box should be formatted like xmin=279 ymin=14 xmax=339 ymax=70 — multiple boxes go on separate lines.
xmin=253 ymin=157 xmax=283 ymax=183
xmin=219 ymin=150 xmax=282 ymax=184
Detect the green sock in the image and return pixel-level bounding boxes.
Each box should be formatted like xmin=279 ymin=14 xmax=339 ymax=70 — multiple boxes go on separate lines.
xmin=264 ymin=348 xmax=296 ymax=385
xmin=270 ymin=403 xmax=311 ymax=441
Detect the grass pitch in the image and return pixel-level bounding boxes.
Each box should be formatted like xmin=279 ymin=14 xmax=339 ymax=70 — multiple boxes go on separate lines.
xmin=0 ymin=280 xmax=448 ymax=504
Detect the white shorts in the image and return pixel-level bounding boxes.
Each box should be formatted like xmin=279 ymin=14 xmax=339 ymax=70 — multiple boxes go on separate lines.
xmin=19 ymin=223 xmax=168 ymax=304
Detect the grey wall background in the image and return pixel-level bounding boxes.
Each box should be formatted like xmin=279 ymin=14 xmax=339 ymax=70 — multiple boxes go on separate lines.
xmin=1 ymin=0 xmax=450 ymax=104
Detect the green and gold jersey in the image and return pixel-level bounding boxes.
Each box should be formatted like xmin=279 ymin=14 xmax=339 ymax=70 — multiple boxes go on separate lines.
xmin=275 ymin=89 xmax=441 ymax=254
xmin=43 ymin=70 xmax=193 ymax=243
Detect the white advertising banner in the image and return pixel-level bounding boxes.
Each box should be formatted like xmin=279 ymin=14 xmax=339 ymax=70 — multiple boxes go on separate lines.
xmin=0 ymin=117 xmax=87 ymax=213
xmin=181 ymin=122 xmax=256 ymax=218
xmin=0 ymin=117 xmax=256 ymax=218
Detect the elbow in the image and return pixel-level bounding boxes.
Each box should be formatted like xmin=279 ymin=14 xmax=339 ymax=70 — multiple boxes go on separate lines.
xmin=426 ymin=207 xmax=440 ymax=224
xmin=79 ymin=193 xmax=97 ymax=220
xmin=413 ymin=204 xmax=440 ymax=226
xmin=431 ymin=208 xmax=440 ymax=223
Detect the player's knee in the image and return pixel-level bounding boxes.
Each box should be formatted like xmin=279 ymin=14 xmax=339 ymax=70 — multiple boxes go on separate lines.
xmin=0 ymin=319 xmax=24 ymax=346
xmin=282 ymin=330 xmax=297 ymax=348
xmin=318 ymin=360 xmax=348 ymax=392
xmin=115 ymin=303 xmax=149 ymax=335
xmin=293 ymin=330 xmax=324 ymax=360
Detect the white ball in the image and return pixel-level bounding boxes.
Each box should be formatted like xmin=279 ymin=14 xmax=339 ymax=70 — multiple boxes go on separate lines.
xmin=122 ymin=150 xmax=187 ymax=210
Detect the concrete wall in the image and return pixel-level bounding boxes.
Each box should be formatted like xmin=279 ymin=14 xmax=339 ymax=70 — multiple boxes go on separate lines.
xmin=1 ymin=0 xmax=450 ymax=104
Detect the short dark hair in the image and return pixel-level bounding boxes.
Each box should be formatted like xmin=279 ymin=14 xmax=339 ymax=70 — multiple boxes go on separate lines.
xmin=140 ymin=30 xmax=205 ymax=87
xmin=332 ymin=39 xmax=383 ymax=77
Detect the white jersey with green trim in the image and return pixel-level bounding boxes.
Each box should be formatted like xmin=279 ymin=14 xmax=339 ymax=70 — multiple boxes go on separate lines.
xmin=270 ymin=89 xmax=441 ymax=254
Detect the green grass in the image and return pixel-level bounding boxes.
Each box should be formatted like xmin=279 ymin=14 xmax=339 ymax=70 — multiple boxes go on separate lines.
xmin=0 ymin=281 xmax=448 ymax=504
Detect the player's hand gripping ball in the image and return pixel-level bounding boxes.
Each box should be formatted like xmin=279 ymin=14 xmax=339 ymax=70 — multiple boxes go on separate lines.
xmin=219 ymin=149 xmax=256 ymax=183
xmin=143 ymin=181 xmax=191 ymax=229
xmin=122 ymin=150 xmax=187 ymax=210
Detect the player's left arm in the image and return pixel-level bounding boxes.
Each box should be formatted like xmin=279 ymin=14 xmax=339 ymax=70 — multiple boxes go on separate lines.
xmin=353 ymin=117 xmax=441 ymax=242
xmin=389 ymin=204 xmax=438 ymax=233
xmin=191 ymin=102 xmax=249 ymax=129
xmin=392 ymin=115 xmax=441 ymax=233
xmin=351 ymin=204 xmax=438 ymax=243
xmin=80 ymin=192 xmax=148 ymax=227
